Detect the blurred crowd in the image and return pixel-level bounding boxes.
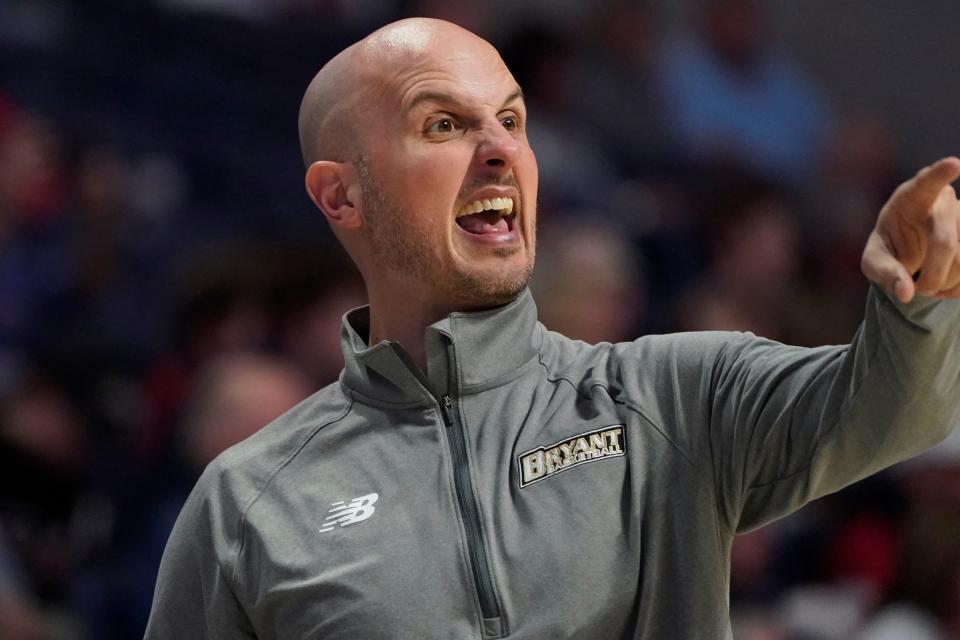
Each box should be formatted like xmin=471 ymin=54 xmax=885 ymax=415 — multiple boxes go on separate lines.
xmin=0 ymin=0 xmax=958 ymax=638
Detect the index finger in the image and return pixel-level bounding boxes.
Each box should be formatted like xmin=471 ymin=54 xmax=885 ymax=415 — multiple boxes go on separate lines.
xmin=895 ymin=157 xmax=960 ymax=217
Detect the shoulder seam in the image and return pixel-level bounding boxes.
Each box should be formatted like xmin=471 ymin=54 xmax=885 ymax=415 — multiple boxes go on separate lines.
xmin=230 ymin=394 xmax=355 ymax=586
xmin=535 ymin=348 xmax=696 ymax=468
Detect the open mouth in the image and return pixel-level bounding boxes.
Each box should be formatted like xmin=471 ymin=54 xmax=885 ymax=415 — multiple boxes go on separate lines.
xmin=455 ymin=197 xmax=516 ymax=235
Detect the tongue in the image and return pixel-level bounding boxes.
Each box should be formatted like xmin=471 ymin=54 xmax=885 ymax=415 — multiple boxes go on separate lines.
xmin=457 ymin=211 xmax=508 ymax=235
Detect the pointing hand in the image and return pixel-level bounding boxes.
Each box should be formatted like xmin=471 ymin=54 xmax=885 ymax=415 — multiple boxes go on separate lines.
xmin=861 ymin=157 xmax=960 ymax=302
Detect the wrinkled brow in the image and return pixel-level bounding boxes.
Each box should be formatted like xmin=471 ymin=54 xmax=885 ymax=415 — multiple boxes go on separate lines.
xmin=405 ymin=87 xmax=525 ymax=112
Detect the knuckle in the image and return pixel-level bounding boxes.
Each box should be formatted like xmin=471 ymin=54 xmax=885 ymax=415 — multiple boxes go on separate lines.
xmin=860 ymin=255 xmax=886 ymax=281
xmin=860 ymin=241 xmax=883 ymax=268
xmin=935 ymin=185 xmax=957 ymax=208
xmin=928 ymin=216 xmax=959 ymax=245
xmin=931 ymin=228 xmax=959 ymax=250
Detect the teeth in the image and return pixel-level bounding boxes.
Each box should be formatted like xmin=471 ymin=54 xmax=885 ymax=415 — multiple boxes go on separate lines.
xmin=457 ymin=197 xmax=515 ymax=217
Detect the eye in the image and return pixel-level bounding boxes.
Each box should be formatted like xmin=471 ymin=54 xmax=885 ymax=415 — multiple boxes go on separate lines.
xmin=425 ymin=116 xmax=463 ymax=135
xmin=500 ymin=115 xmax=519 ymax=132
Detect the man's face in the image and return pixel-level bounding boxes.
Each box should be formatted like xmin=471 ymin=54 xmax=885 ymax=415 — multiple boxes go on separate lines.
xmin=354 ymin=35 xmax=538 ymax=309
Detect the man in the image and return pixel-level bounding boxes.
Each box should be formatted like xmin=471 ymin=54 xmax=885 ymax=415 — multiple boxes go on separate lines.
xmin=145 ymin=18 xmax=960 ymax=640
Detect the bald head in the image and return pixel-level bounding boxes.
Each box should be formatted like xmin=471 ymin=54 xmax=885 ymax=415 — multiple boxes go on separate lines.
xmin=297 ymin=41 xmax=361 ymax=166
xmin=299 ymin=17 xmax=537 ymax=315
xmin=297 ymin=18 xmax=503 ymax=167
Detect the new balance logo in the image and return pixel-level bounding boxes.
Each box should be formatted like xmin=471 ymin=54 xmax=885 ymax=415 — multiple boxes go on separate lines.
xmin=318 ymin=493 xmax=379 ymax=533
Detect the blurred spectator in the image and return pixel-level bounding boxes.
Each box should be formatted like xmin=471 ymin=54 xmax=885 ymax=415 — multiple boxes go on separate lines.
xmin=855 ymin=605 xmax=946 ymax=640
xmin=0 ymin=528 xmax=59 ymax=640
xmin=133 ymin=242 xmax=362 ymax=465
xmin=673 ymin=170 xmax=803 ymax=340
xmin=269 ymin=247 xmax=365 ymax=388
xmin=731 ymin=527 xmax=781 ymax=607
xmin=502 ymin=25 xmax=616 ymax=214
xmin=855 ymin=504 xmax=960 ymax=640
xmin=733 ymin=609 xmax=788 ymax=640
xmin=133 ymin=245 xmax=275 ymax=464
xmin=0 ymin=112 xmax=65 ymax=225
xmin=778 ymin=582 xmax=868 ymax=640
xmin=0 ymin=371 xmax=93 ymax=633
xmin=574 ymin=0 xmax=668 ymax=173
xmin=0 ymin=593 xmax=53 ymax=640
xmin=47 ymin=145 xmax=176 ymax=371
xmin=823 ymin=489 xmax=903 ymax=610
xmin=0 ymin=113 xmax=72 ymax=390
xmin=673 ymin=165 xmax=862 ymax=345
xmin=850 ymin=429 xmax=960 ymax=639
xmin=180 ymin=351 xmax=313 ymax=468
xmin=532 ymin=222 xmax=644 ymax=344
xmin=656 ymin=0 xmax=832 ymax=186
xmin=809 ymin=112 xmax=902 ymax=321
xmin=84 ymin=351 xmax=312 ymax=638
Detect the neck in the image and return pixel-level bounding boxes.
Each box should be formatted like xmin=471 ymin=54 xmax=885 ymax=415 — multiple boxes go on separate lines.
xmin=364 ymin=281 xmax=460 ymax=372
xmin=364 ymin=280 xmax=516 ymax=372
xmin=366 ymin=304 xmax=438 ymax=372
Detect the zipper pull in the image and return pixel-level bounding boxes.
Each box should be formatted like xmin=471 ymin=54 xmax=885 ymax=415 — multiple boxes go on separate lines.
xmin=440 ymin=395 xmax=454 ymax=427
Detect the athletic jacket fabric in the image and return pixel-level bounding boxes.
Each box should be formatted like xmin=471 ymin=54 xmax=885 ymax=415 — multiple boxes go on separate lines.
xmin=145 ymin=286 xmax=960 ymax=639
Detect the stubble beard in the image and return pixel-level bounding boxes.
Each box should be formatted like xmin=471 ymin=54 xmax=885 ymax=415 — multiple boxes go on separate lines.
xmin=356 ymin=155 xmax=534 ymax=308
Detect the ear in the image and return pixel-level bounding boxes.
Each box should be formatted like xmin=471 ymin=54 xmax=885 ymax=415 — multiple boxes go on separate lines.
xmin=305 ymin=161 xmax=363 ymax=230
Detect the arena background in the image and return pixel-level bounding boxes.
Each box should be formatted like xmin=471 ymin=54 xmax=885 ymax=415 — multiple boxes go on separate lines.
xmin=1 ymin=1 xmax=959 ymax=638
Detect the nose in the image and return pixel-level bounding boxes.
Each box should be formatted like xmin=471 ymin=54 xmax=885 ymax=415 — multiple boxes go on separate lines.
xmin=474 ymin=121 xmax=521 ymax=174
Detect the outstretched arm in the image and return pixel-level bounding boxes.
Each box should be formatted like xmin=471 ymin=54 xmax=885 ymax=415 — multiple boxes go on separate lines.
xmin=702 ymin=160 xmax=960 ymax=532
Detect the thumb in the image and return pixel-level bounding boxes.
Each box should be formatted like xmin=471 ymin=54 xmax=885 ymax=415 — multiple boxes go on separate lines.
xmin=861 ymin=231 xmax=915 ymax=302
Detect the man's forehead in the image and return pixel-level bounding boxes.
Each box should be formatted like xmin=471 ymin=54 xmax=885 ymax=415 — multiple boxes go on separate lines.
xmin=401 ymin=82 xmax=524 ymax=116
xmin=386 ymin=55 xmax=518 ymax=115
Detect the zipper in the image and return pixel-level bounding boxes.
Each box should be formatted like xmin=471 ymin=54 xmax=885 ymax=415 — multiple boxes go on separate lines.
xmin=389 ymin=343 xmax=504 ymax=633
xmin=438 ymin=393 xmax=503 ymax=625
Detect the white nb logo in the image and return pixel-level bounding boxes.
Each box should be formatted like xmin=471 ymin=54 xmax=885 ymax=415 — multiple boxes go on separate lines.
xmin=318 ymin=492 xmax=379 ymax=533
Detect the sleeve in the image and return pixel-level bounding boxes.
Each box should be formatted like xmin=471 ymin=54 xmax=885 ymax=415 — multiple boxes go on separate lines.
xmin=705 ymin=285 xmax=960 ymax=533
xmin=143 ymin=473 xmax=257 ymax=640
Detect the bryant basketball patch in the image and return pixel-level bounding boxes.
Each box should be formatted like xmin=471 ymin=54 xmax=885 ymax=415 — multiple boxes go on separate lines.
xmin=518 ymin=426 xmax=626 ymax=487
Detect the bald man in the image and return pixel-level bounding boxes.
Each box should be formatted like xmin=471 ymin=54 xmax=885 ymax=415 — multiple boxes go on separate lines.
xmin=145 ymin=18 xmax=960 ymax=640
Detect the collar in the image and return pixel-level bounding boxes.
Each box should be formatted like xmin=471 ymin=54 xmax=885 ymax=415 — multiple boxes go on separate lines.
xmin=340 ymin=289 xmax=540 ymax=405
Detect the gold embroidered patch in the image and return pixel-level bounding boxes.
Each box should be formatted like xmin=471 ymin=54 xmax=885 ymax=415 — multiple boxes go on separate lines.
xmin=517 ymin=426 xmax=626 ymax=487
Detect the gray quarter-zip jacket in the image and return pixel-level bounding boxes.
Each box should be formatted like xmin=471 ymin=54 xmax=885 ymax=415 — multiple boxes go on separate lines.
xmin=145 ymin=286 xmax=960 ymax=640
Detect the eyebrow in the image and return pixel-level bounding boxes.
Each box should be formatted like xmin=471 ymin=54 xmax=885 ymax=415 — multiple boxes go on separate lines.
xmin=405 ymin=86 xmax=525 ymax=113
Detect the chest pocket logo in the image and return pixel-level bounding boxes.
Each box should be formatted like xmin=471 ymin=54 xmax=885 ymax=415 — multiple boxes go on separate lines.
xmin=318 ymin=493 xmax=379 ymax=532
xmin=518 ymin=426 xmax=626 ymax=487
